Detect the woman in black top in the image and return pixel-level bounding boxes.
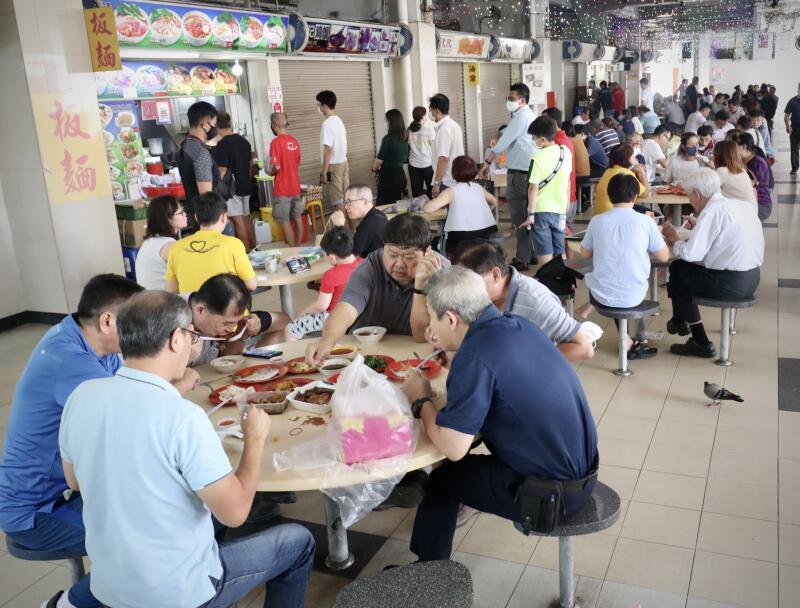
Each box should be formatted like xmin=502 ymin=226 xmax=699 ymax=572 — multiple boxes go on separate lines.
xmin=374 ymin=109 xmax=409 ymax=204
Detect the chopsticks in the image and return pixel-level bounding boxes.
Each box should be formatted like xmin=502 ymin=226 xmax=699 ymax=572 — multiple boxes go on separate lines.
xmin=414 ymin=349 xmax=443 ymax=370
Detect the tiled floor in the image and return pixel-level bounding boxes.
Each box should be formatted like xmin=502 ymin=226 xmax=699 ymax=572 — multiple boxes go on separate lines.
xmin=2 ymin=136 xmax=800 ymax=607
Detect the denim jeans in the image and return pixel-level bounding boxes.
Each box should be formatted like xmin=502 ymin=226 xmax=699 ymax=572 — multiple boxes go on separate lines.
xmin=200 ymin=523 xmax=315 ymax=608
xmin=5 ymin=495 xmax=100 ymax=607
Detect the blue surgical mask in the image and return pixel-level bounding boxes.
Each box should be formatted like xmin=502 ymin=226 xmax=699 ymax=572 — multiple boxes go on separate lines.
xmin=685 ymin=146 xmax=698 ymax=156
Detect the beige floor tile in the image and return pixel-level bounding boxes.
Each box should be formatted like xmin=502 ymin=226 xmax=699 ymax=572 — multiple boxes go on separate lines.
xmin=0 ymin=563 xmax=73 ymax=607
xmin=644 ymin=443 xmax=712 ymax=478
xmin=0 ymin=552 xmax=59 ymax=605
xmin=779 ymin=434 xmax=800 ymax=461
xmin=697 ymin=511 xmax=778 ymax=562
xmin=660 ymin=401 xmax=721 ymax=426
xmin=781 ymin=523 xmax=800 ymax=566
xmin=302 ymin=571 xmax=350 ymax=608
xmin=350 ymin=507 xmax=409 ymax=537
xmin=717 ymin=406 xmax=778 ymax=432
xmin=597 ymin=414 xmax=657 ymax=442
xmin=713 ymin=426 xmax=778 ymax=458
xmin=597 ymin=437 xmax=649 ymax=469
xmin=390 ymin=508 xmax=415 ymax=542
xmin=780 ymin=564 xmax=800 ymax=608
xmin=451 ymin=551 xmax=526 ymax=608
xmin=606 ymin=537 xmax=693 ymax=595
xmin=779 ymin=411 xmax=800 ymax=435
xmin=603 ymin=396 xmax=665 ymax=420
xmin=621 ymin=501 xmax=701 ymax=549
xmin=652 ymin=419 xmax=717 ymax=450
xmin=708 ymin=451 xmax=778 ymax=487
xmin=277 ymin=491 xmax=327 ymax=525
xmin=602 ymin=499 xmax=628 ymax=537
xmin=529 ymin=533 xmax=617 ymax=579
xmin=598 ymin=465 xmax=639 ymax=501
xmin=780 ymin=458 xmax=800 ymax=491
xmin=458 ymin=513 xmax=539 ymax=564
xmin=704 ymin=478 xmax=778 ymax=521
xmin=633 ymin=470 xmax=706 ymax=510
xmin=689 ymin=551 xmax=778 ymax=608
xmin=780 ymin=488 xmax=800 ymax=525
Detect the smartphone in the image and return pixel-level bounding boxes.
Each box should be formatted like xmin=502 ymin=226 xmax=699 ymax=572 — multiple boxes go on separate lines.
xmin=286 ymin=257 xmax=311 ymax=274
xmin=326 ymin=170 xmax=333 ymax=182
xmin=243 ymin=347 xmax=283 ymax=359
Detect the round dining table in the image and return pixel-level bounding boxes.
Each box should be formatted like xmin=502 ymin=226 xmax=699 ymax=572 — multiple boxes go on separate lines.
xmin=253 ymin=247 xmax=332 ymax=316
xmin=647 ymin=192 xmax=689 ymax=226
xmin=186 ymin=335 xmax=447 ymax=570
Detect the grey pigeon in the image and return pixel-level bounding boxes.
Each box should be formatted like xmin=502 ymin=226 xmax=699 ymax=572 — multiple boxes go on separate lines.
xmin=704 ymin=382 xmax=744 ymax=407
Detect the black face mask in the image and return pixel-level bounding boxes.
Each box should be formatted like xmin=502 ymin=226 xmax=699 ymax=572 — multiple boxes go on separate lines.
xmin=204 ymin=123 xmax=218 ymax=140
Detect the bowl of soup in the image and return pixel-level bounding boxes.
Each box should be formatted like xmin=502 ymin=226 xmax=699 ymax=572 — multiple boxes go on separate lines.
xmin=352 ymin=326 xmax=387 ymax=344
xmin=329 ymin=345 xmax=358 ymax=360
xmin=319 ymin=358 xmax=351 ymax=378
xmin=210 ymin=355 xmax=246 ymax=373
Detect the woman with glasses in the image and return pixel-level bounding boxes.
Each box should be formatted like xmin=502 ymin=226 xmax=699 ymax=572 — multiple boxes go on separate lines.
xmin=135 ymin=195 xmax=189 ymax=290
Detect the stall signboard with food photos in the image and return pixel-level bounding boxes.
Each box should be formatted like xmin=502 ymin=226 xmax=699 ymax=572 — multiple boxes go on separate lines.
xmin=302 ymin=18 xmax=401 ymax=56
xmin=98 ymin=101 xmax=146 ymax=202
xmin=437 ymin=31 xmax=490 ymax=60
xmin=96 ymin=61 xmax=240 ymax=101
xmin=109 ymin=0 xmax=289 ymax=53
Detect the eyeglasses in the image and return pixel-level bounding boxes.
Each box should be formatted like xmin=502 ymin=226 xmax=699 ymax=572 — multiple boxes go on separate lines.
xmin=171 ymin=209 xmax=187 ymax=218
xmin=179 ymin=327 xmax=202 ymax=345
xmin=343 ymin=198 xmax=365 ymax=207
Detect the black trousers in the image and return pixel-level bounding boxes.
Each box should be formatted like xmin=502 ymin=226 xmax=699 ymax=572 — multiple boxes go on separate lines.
xmin=790 ymin=128 xmax=800 ymax=173
xmin=409 ymin=454 xmax=595 ymax=562
xmin=409 ymin=165 xmax=434 ymax=198
xmin=377 ymin=166 xmax=407 ymax=204
xmin=667 ymin=259 xmax=760 ymax=325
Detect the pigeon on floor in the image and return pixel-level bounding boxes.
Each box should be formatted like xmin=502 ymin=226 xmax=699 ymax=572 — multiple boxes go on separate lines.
xmin=703 ymin=382 xmax=744 ymax=407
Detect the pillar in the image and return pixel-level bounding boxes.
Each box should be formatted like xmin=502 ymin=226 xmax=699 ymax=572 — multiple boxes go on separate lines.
xmin=247 ymin=57 xmax=281 ymax=161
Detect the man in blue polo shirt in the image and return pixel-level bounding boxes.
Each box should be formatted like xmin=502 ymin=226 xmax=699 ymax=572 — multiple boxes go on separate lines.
xmin=401 ymin=266 xmax=598 ymax=561
xmin=0 ymin=274 xmax=145 ymax=608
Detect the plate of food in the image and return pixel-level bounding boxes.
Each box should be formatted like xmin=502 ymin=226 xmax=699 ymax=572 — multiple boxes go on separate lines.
xmin=209 ymin=383 xmax=258 ymax=405
xmin=148 ymin=8 xmax=181 ymax=45
xmin=263 ymin=19 xmax=287 ymax=47
xmin=118 ymin=128 xmax=139 ymax=145
xmin=287 ymin=381 xmax=335 ymax=414
xmin=263 ymin=377 xmax=315 ymax=392
xmin=136 ymin=65 xmax=166 ymax=93
xmin=102 ymin=130 xmax=115 ymax=147
xmin=244 ymin=389 xmax=290 ymax=414
xmin=233 ymin=363 xmax=288 ymax=385
xmin=385 ymin=358 xmax=442 ymax=382
xmin=107 ymin=164 xmax=121 ymax=181
xmin=115 ymin=109 xmax=136 ymax=129
xmin=363 ymin=354 xmax=395 ymax=374
xmin=124 ymin=161 xmax=144 ymax=178
xmin=190 ymin=65 xmax=215 ymax=90
xmin=111 ymin=181 xmax=126 ymax=201
xmin=165 ymin=64 xmax=192 ymax=95
xmin=213 ymin=12 xmax=240 ymax=46
xmin=183 ymin=10 xmax=213 ymax=46
xmin=114 ymin=2 xmax=149 ymax=44
xmin=108 ymin=67 xmax=137 ymax=95
xmin=214 ymin=66 xmax=238 ymax=93
xmin=285 ymin=357 xmax=317 ymax=375
xmin=239 ymin=15 xmax=264 ymax=48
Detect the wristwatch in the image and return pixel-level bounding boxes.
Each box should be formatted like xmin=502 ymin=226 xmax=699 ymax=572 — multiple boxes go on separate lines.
xmin=411 ymin=397 xmax=432 ymax=419
xmin=527 ymin=211 xmax=536 ymax=217
xmin=413 ymin=288 xmax=427 ymax=296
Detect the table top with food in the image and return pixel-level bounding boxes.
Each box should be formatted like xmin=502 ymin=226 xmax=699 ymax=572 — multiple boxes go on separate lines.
xmin=376 ymin=204 xmax=448 ymax=223
xmin=647 ymin=190 xmax=689 ymax=205
xmin=186 ymin=333 xmax=448 ymax=492
xmin=249 ymin=246 xmax=332 ymax=288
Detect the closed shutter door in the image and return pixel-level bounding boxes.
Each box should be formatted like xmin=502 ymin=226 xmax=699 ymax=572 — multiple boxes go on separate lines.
xmin=436 ymin=62 xmax=467 ymax=151
xmin=480 ymin=63 xmax=511 ymax=150
xmin=563 ymin=62 xmax=579 ymax=119
xmin=280 ymin=60 xmax=376 ymax=208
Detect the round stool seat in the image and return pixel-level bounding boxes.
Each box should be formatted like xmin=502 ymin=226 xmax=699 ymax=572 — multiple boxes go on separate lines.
xmin=5 ymin=536 xmax=85 ymax=562
xmin=693 ymin=296 xmax=756 ymax=309
xmin=594 ymin=300 xmax=660 ymax=320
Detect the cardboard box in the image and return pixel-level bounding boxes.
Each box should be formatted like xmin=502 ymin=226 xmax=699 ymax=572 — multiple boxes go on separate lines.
xmin=115 ymin=199 xmax=148 ymax=221
xmin=118 ymin=218 xmax=147 ymax=248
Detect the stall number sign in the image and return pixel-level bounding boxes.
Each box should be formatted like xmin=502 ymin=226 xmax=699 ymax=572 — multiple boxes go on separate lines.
xmin=84 ymin=7 xmax=121 ymax=72
xmin=464 ymin=63 xmax=480 ymax=86
xmin=268 ymin=85 xmax=283 ymax=112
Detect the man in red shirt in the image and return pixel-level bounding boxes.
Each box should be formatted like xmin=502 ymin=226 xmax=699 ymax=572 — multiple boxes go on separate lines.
xmin=269 ymin=112 xmax=304 ymax=246
xmin=542 ymin=107 xmax=577 ymax=234
xmin=612 ymin=82 xmax=626 ymax=117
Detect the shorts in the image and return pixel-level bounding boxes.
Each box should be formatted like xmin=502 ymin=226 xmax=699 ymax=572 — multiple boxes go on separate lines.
xmin=531 ymin=212 xmax=566 ymax=256
xmin=272 ymin=196 xmax=305 ymax=222
xmin=326 ymin=162 xmax=350 ymax=206
xmin=226 ymin=194 xmax=250 ymax=217
xmin=286 ymin=311 xmax=328 ymax=340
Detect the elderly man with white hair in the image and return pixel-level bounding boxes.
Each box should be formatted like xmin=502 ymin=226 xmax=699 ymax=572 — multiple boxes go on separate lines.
xmin=330 ymin=184 xmax=387 ymax=257
xmin=400 ymin=266 xmax=598 ymax=561
xmin=661 ymin=168 xmax=764 ymax=358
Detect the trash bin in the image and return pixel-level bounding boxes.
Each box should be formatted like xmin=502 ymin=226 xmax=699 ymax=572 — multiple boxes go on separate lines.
xmin=256 ymin=175 xmax=275 ymax=208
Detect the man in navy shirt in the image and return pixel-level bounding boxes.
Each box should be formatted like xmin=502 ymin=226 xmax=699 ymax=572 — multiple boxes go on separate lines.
xmin=401 ymin=266 xmax=598 ymax=561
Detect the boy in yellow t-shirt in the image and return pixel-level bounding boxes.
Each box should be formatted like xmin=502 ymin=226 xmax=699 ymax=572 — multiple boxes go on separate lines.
xmin=165 ymin=192 xmax=256 ymax=295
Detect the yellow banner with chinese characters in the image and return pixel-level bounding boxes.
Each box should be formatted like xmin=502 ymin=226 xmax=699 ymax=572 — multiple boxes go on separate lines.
xmin=84 ymin=7 xmax=121 ymax=72
xmin=464 ymin=62 xmax=480 ymax=86
xmin=32 ymin=94 xmax=112 ymax=205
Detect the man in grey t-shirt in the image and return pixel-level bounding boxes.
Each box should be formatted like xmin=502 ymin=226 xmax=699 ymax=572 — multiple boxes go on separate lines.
xmin=453 ymin=240 xmax=594 ymax=362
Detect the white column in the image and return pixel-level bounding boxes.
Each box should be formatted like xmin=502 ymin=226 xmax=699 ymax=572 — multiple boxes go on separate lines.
xmin=464 ymin=65 xmax=482 ymax=157
xmin=247 ymin=57 xmax=281 ymax=161
xmin=406 ymin=21 xmax=439 ymax=107
xmin=542 ymin=40 xmax=564 ymax=115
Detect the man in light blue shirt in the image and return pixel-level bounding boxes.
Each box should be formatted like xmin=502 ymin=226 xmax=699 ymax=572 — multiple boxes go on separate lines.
xmin=581 ymin=173 xmax=669 ymax=359
xmin=480 ymin=82 xmax=536 ymax=270
xmin=0 ymin=274 xmax=143 ymax=608
xmin=59 ymin=291 xmax=314 ymax=608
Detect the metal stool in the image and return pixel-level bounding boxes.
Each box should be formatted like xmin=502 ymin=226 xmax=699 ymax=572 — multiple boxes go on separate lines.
xmin=306 ymin=199 xmax=325 ymax=234
xmin=648 ymin=260 xmax=670 ymax=311
xmin=335 ymin=560 xmax=472 ymax=608
xmin=594 ymin=300 xmax=660 ymax=376
xmin=560 ymin=294 xmax=575 ymax=318
xmin=5 ymin=536 xmax=86 ymax=585
xmin=514 ymin=481 xmax=620 ymax=608
xmin=693 ymin=296 xmax=757 ymax=366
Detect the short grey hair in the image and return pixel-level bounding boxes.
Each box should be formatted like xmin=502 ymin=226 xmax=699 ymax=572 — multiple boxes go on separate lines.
xmin=426 ymin=266 xmax=491 ymax=325
xmin=118 ymin=291 xmax=192 ymax=359
xmin=270 ymin=112 xmax=287 ymax=128
xmin=345 ymin=184 xmax=373 ymax=204
xmin=590 ymin=118 xmax=604 ymax=133
xmin=682 ymin=168 xmax=721 ymax=199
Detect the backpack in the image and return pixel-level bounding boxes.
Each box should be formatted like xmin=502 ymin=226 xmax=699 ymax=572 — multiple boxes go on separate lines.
xmin=534 ymin=255 xmax=582 ymax=297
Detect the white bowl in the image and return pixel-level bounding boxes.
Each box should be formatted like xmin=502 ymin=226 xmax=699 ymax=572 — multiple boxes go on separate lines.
xmin=287 ymin=381 xmax=333 ymax=414
xmin=352 ymin=326 xmax=387 ymax=344
xmin=318 ymin=358 xmax=351 ymax=379
xmin=327 ymin=345 xmax=359 ymax=361
xmin=210 ymin=355 xmax=246 ymax=373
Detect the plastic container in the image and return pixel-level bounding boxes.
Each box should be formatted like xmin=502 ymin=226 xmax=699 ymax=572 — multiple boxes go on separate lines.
xmin=121 ymin=246 xmax=139 ymax=281
xmin=253 ymin=220 xmax=272 ymax=245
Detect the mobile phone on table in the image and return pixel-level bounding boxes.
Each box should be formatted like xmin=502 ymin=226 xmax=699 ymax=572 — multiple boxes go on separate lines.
xmin=243 ymin=347 xmax=283 ymax=359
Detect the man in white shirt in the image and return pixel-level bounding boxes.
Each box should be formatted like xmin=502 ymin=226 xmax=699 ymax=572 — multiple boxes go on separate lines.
xmin=661 ymin=169 xmax=763 ymax=358
xmin=727 ymin=99 xmax=745 ymax=125
xmin=572 ymin=109 xmax=590 ymax=126
xmin=59 ymin=291 xmax=315 ymax=608
xmin=685 ymin=103 xmax=712 ymax=135
xmin=316 ymin=90 xmax=349 ymax=206
xmin=429 ymin=93 xmax=465 ymax=197
xmin=641 ymin=125 xmax=671 ymax=183
xmin=640 ymin=77 xmax=654 ymax=111
xmin=712 ymin=110 xmax=735 ymax=143
xmin=663 ymin=95 xmax=686 ymax=133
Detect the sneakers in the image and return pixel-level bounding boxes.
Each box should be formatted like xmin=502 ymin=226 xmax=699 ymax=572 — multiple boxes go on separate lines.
xmin=40 ymin=591 xmax=65 ymax=608
xmin=374 ymin=470 xmax=429 ymax=511
xmin=628 ymin=342 xmax=658 ymax=360
xmin=670 ymin=338 xmax=717 ymax=358
xmin=456 ymin=505 xmax=481 ymax=528
xmin=666 ymin=318 xmax=690 ymax=336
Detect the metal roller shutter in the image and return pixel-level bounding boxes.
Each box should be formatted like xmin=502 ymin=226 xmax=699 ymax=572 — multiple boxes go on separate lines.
xmin=436 ymin=62 xmax=467 ymax=151
xmin=480 ymin=64 xmax=512 ymax=151
xmin=563 ymin=62 xmax=579 ymax=119
xmin=279 ymin=60 xmax=376 ymax=208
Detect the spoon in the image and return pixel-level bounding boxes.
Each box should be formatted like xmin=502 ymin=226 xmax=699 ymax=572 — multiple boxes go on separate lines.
xmin=206 ymin=398 xmax=232 ymax=418
xmin=201 ymin=324 xmax=248 ymax=343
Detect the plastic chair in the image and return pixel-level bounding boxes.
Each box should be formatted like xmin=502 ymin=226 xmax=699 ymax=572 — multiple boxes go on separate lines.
xmin=306 ymin=199 xmax=325 ymax=234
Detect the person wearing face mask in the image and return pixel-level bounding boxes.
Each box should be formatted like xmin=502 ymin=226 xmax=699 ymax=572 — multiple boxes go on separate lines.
xmin=663 ymin=133 xmax=705 ymax=186
xmin=269 ymin=112 xmax=304 ymax=246
xmin=316 ymin=90 xmax=349 ymax=206
xmin=373 ymin=109 xmax=410 ymax=204
xmin=177 ymin=101 xmax=222 ymax=229
xmin=592 ymin=144 xmax=648 ymax=215
xmin=479 ymin=83 xmax=535 ymax=270
xmin=407 ymin=106 xmax=436 ymax=197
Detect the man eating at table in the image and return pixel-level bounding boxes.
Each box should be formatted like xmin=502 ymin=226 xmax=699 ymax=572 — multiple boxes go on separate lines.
xmin=58 ymin=291 xmax=315 ymax=608
xmin=400 ymin=266 xmax=598 ymax=562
